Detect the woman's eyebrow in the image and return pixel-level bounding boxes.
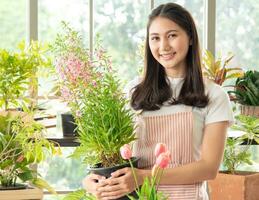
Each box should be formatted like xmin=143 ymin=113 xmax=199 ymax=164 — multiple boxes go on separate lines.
xmin=149 ymin=29 xmax=178 ymax=36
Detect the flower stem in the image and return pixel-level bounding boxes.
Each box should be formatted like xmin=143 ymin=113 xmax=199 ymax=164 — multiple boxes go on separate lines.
xmin=129 ymin=159 xmax=139 ymax=192
xmin=156 ymin=169 xmax=164 ymax=189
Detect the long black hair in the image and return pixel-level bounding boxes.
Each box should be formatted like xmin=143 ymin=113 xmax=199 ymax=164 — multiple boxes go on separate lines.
xmin=131 ymin=3 xmax=209 ymax=111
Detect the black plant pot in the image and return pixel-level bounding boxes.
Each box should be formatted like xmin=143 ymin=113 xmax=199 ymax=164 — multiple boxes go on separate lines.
xmin=61 ymin=113 xmax=77 ymax=137
xmin=89 ymin=157 xmax=140 ymax=200
xmin=0 ymin=183 xmax=27 ymax=190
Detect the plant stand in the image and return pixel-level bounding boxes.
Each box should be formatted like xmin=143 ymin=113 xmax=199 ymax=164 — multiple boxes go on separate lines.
xmin=208 ymin=171 xmax=259 ymax=200
xmin=0 ymin=187 xmax=43 ymax=200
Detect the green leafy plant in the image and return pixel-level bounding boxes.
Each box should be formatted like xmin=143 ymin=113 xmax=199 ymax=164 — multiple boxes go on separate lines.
xmin=202 ymin=50 xmax=243 ymax=86
xmin=0 ymin=110 xmax=60 ymax=192
xmin=128 ymin=177 xmax=168 ymax=200
xmin=228 ymin=70 xmax=259 ymax=106
xmin=62 ymin=189 xmax=96 ymax=200
xmin=0 ymin=49 xmax=30 ymax=110
xmin=0 ymin=41 xmax=52 ymax=111
xmin=223 ymin=115 xmax=259 ymax=174
xmin=52 ymin=22 xmax=136 ymax=168
xmin=18 ymin=40 xmax=53 ymax=108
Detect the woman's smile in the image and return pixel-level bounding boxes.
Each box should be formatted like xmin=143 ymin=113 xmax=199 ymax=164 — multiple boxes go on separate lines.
xmin=159 ymin=52 xmax=177 ymax=61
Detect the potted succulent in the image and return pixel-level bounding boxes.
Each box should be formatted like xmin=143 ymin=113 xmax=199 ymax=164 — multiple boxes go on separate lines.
xmin=52 ymin=22 xmax=137 ymax=199
xmin=202 ymin=49 xmax=243 ymax=86
xmin=208 ymin=115 xmax=259 ymax=200
xmin=0 ymin=109 xmax=60 ymax=199
xmin=228 ymin=70 xmax=259 ymax=117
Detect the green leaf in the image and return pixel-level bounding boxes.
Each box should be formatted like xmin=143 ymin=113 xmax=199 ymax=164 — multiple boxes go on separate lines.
xmin=32 ymin=177 xmax=56 ymax=194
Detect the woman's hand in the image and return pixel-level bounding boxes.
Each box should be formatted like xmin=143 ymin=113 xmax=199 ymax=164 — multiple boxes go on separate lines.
xmin=82 ymin=173 xmax=108 ymax=199
xmin=97 ymin=167 xmax=143 ymax=200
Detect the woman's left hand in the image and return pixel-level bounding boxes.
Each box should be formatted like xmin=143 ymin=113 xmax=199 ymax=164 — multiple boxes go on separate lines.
xmin=97 ymin=167 xmax=142 ymax=200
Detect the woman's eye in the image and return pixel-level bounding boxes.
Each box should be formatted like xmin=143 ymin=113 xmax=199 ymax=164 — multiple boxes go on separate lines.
xmin=169 ymin=34 xmax=177 ymax=38
xmin=151 ymin=36 xmax=159 ymax=41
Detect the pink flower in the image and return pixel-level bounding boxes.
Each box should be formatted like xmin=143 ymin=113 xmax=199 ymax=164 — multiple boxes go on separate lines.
xmin=155 ymin=151 xmax=171 ymax=169
xmin=154 ymin=143 xmax=166 ymax=157
xmin=92 ymin=80 xmax=97 ymax=87
xmin=61 ymin=87 xmax=71 ymax=100
xmin=120 ymin=144 xmax=132 ymax=160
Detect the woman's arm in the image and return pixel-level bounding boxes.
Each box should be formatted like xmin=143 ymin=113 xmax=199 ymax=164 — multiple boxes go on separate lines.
xmin=143 ymin=121 xmax=229 ymax=184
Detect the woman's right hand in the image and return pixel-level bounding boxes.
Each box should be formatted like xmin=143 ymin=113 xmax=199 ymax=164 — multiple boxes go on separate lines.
xmin=82 ymin=173 xmax=107 ymax=199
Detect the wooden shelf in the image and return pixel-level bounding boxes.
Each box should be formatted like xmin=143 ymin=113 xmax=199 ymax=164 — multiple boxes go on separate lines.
xmin=0 ymin=187 xmax=43 ymax=200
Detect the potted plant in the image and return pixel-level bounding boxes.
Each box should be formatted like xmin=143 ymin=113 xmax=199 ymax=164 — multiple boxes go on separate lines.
xmin=202 ymin=50 xmax=243 ymax=86
xmin=208 ymin=115 xmax=259 ymax=200
xmin=52 ymin=22 xmax=137 ymax=199
xmin=228 ymin=70 xmax=259 ymax=117
xmin=0 ymin=108 xmax=60 ymax=199
xmin=0 ymin=48 xmax=30 ymax=111
xmin=64 ymin=143 xmax=171 ymax=200
xmin=60 ymin=112 xmax=77 ymax=137
xmin=18 ymin=40 xmax=53 ymax=110
xmin=0 ymin=41 xmax=52 ymax=112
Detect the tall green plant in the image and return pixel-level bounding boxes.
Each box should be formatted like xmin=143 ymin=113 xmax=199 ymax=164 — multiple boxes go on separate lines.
xmin=52 ymin=22 xmax=136 ymax=168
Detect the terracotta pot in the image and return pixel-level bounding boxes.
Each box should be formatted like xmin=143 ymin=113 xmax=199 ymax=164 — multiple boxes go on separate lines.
xmin=240 ymin=105 xmax=259 ymax=118
xmin=89 ymin=157 xmax=140 ymax=200
xmin=208 ymin=171 xmax=259 ymax=200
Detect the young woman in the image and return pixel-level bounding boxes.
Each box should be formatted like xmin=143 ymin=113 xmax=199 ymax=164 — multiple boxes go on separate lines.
xmin=83 ymin=3 xmax=234 ymax=200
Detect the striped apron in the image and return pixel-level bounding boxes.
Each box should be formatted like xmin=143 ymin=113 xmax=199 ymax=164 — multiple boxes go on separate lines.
xmin=133 ymin=107 xmax=208 ymax=200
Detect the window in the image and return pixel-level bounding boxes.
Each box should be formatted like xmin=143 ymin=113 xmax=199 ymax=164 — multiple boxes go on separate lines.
xmin=0 ymin=0 xmax=26 ymax=51
xmin=216 ymin=1 xmax=259 ymax=71
xmin=38 ymin=0 xmax=89 ymax=44
xmin=38 ymin=148 xmax=87 ymax=193
xmin=94 ymin=0 xmax=149 ymax=81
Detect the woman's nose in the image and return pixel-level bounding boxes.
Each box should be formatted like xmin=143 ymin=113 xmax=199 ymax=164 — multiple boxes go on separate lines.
xmin=160 ymin=39 xmax=171 ymax=51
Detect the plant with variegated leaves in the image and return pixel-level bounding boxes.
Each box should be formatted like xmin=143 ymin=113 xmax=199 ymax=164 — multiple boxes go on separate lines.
xmin=202 ymin=50 xmax=243 ymax=86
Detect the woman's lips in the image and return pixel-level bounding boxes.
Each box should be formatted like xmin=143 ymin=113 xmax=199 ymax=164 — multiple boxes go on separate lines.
xmin=160 ymin=52 xmax=176 ymax=60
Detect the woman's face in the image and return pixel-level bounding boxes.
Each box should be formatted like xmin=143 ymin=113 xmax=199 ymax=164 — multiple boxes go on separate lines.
xmin=148 ymin=16 xmax=191 ymax=77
